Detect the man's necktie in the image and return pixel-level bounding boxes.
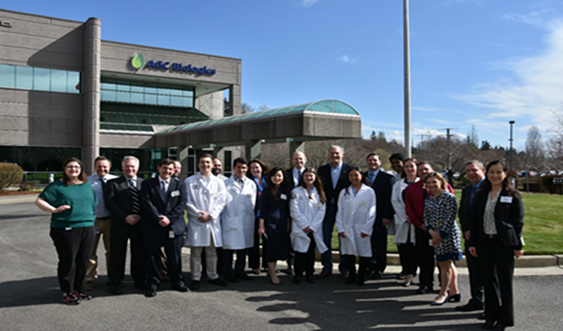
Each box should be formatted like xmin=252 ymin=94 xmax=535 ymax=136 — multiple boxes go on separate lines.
xmin=130 ymin=179 xmax=140 ymax=214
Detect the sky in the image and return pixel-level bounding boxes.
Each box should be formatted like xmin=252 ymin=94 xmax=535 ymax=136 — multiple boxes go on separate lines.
xmin=3 ymin=0 xmax=563 ymax=151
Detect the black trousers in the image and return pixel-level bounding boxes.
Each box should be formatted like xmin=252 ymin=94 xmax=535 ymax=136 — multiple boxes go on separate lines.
xmin=108 ymin=227 xmax=146 ymax=287
xmin=294 ymin=234 xmax=316 ymax=277
xmin=223 ymin=249 xmax=247 ymax=276
xmin=397 ymin=242 xmax=416 ymax=275
xmin=248 ymin=217 xmax=267 ymax=270
xmin=344 ymin=255 xmax=370 ymax=280
xmin=464 ymin=240 xmax=484 ymax=304
xmin=414 ymin=226 xmax=435 ymax=287
xmin=144 ymin=232 xmax=185 ymax=291
xmin=370 ymin=220 xmax=388 ymax=273
xmin=50 ymin=226 xmax=95 ymax=294
xmin=479 ymin=236 xmax=515 ymax=326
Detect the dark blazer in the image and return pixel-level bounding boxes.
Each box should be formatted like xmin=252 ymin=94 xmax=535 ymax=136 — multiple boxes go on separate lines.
xmin=285 ymin=167 xmax=303 ymax=192
xmin=140 ymin=177 xmax=188 ymax=236
xmin=458 ymin=184 xmax=474 ymax=234
xmin=365 ymin=170 xmax=395 ymax=222
xmin=105 ymin=176 xmax=144 ymax=234
xmin=468 ymin=188 xmax=524 ymax=250
xmin=317 ymin=162 xmax=354 ymax=205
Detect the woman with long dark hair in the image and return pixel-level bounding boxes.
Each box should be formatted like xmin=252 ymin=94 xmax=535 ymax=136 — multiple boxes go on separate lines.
xmin=247 ymin=159 xmax=269 ymax=274
xmin=469 ymin=161 xmax=524 ymax=331
xmin=289 ymin=168 xmax=328 ymax=284
xmin=335 ymin=167 xmax=376 ymax=286
xmin=257 ymin=167 xmax=290 ymax=285
xmin=35 ymin=157 xmax=97 ymax=305
xmin=391 ymin=158 xmax=419 ymax=287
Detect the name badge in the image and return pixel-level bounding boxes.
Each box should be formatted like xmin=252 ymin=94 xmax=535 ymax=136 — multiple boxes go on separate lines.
xmin=500 ymin=196 xmax=513 ymax=204
xmin=280 ymin=194 xmax=287 ymax=200
xmin=170 ymin=190 xmax=180 ymax=197
xmin=314 ymin=202 xmax=323 ymax=208
xmin=169 ymin=230 xmax=175 ymax=239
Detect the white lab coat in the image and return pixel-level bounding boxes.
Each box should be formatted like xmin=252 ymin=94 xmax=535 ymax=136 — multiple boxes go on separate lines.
xmin=221 ymin=176 xmax=257 ymax=250
xmin=184 ymin=173 xmax=227 ymax=247
xmin=335 ymin=184 xmax=376 ymax=257
xmin=289 ymin=186 xmax=328 ymax=254
xmin=391 ymin=178 xmax=418 ymax=245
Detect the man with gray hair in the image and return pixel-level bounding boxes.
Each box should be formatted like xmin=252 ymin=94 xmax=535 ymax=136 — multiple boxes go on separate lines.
xmin=105 ymin=156 xmax=146 ymax=294
xmin=316 ymin=145 xmax=354 ymax=279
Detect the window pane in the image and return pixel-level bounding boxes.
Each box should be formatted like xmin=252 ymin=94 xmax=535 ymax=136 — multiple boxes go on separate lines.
xmin=157 ymin=94 xmax=170 ymax=106
xmin=145 ymin=93 xmax=157 ymax=104
xmin=130 ymin=92 xmax=144 ymax=104
xmin=51 ymin=69 xmax=67 ymax=92
xmin=0 ymin=64 xmax=15 ymax=88
xmin=68 ymin=71 xmax=80 ymax=93
xmin=33 ymin=67 xmax=51 ymax=91
xmin=15 ymin=66 xmax=33 ymax=89
xmin=116 ymin=91 xmax=131 ymax=103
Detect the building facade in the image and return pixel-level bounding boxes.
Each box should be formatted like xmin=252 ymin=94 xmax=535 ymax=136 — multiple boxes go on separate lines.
xmin=0 ymin=9 xmax=242 ymax=175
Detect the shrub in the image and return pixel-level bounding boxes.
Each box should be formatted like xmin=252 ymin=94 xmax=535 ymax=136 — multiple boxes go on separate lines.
xmin=18 ymin=182 xmax=35 ymax=191
xmin=0 ymin=163 xmax=24 ymax=191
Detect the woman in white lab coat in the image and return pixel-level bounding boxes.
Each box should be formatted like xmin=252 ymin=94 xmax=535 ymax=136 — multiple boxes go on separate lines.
xmin=391 ymin=158 xmax=419 ymax=287
xmin=289 ymin=168 xmax=328 ymax=285
xmin=335 ymin=167 xmax=376 ymax=286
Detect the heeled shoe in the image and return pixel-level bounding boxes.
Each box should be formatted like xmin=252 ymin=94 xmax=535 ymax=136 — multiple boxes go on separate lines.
xmin=403 ymin=279 xmax=412 ymax=287
xmin=449 ymin=293 xmax=461 ymax=302
xmin=431 ymin=295 xmax=450 ymax=306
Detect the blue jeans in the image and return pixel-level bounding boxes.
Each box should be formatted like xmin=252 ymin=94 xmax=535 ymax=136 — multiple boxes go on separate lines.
xmin=321 ymin=204 xmax=347 ymax=273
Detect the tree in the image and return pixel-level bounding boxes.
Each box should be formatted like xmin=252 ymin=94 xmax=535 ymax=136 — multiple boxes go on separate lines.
xmin=370 ymin=130 xmax=377 ymax=141
xmin=548 ymin=107 xmax=563 ymax=171
xmin=466 ymin=125 xmax=479 ymax=148
xmin=241 ymin=102 xmax=255 ymax=114
xmin=377 ymin=131 xmax=386 ymax=142
xmin=481 ymin=140 xmax=491 ymax=151
xmin=525 ymin=125 xmax=545 ymax=172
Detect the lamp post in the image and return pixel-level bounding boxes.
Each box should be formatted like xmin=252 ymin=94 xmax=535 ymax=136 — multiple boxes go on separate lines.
xmin=509 ymin=120 xmax=515 ymax=170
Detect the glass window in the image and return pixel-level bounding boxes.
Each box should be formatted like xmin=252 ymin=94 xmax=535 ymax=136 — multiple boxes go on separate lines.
xmin=0 ymin=64 xmax=15 ymax=88
xmin=15 ymin=66 xmax=33 ymax=89
xmin=68 ymin=71 xmax=80 ymax=93
xmin=51 ymin=69 xmax=67 ymax=92
xmin=116 ymin=91 xmax=131 ymax=103
xmin=34 ymin=67 xmax=51 ymax=91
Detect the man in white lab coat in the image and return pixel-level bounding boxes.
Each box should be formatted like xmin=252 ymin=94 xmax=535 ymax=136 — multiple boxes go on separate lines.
xmin=185 ymin=154 xmax=228 ymax=290
xmin=221 ymin=157 xmax=257 ymax=282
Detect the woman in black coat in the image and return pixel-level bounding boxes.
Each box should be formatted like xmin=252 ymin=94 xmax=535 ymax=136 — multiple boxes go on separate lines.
xmin=468 ymin=161 xmax=524 ymax=331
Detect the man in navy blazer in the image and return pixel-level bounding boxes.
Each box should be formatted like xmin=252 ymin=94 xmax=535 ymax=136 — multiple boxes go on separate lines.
xmin=316 ymin=145 xmax=354 ymax=279
xmin=105 ymin=156 xmax=146 ymax=295
xmin=364 ymin=153 xmax=395 ymax=279
xmin=456 ymin=160 xmax=486 ymax=312
xmin=140 ymin=158 xmax=188 ymax=297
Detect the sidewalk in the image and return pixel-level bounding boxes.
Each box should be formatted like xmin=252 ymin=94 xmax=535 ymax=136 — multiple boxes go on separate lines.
xmin=5 ymin=194 xmax=561 ymax=270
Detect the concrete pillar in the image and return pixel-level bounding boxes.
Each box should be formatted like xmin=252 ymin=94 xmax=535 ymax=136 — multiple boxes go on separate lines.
xmin=245 ymin=140 xmax=261 ymax=160
xmin=82 ymin=17 xmax=102 ymax=175
xmin=178 ymin=145 xmax=189 ymax=180
xmin=229 ymin=83 xmax=242 ymax=115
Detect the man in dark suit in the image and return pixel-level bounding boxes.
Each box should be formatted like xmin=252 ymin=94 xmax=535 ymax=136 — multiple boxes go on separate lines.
xmin=316 ymin=145 xmax=354 ymax=279
xmin=140 ymin=158 xmax=188 ymax=297
xmin=364 ymin=153 xmax=395 ymax=279
xmin=456 ymin=160 xmax=485 ymax=312
xmin=284 ymin=151 xmax=307 ymax=275
xmin=105 ymin=156 xmax=146 ymax=295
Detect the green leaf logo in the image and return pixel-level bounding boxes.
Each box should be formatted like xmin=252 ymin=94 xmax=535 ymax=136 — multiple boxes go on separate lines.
xmin=131 ymin=53 xmax=144 ymax=70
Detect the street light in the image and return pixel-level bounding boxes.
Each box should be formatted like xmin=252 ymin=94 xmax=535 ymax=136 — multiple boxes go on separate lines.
xmin=509 ymin=120 xmax=515 ymax=170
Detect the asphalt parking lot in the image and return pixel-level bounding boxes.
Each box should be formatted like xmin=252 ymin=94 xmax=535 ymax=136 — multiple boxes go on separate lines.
xmin=1 ymin=198 xmax=562 ymax=331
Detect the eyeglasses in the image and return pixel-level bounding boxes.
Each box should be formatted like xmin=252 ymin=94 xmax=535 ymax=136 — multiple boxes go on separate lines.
xmin=66 ymin=165 xmax=81 ymax=169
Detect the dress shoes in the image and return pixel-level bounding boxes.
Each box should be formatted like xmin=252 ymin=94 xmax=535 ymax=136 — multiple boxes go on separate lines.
xmin=225 ymin=274 xmax=239 ymax=283
xmin=403 ymin=279 xmax=412 ymax=287
xmin=316 ymin=270 xmax=332 ymax=279
xmin=416 ymin=286 xmax=433 ymax=294
xmin=356 ymin=277 xmax=365 ymax=286
xmin=134 ymin=282 xmax=146 ymax=291
xmin=345 ymin=274 xmax=356 ymax=285
xmin=109 ymin=285 xmax=123 ymax=295
xmin=431 ymin=295 xmax=449 ymax=306
xmin=145 ymin=289 xmax=157 ymax=298
xmin=449 ymin=293 xmax=461 ymax=302
xmin=84 ymin=281 xmax=95 ymax=291
xmin=456 ymin=299 xmax=483 ymax=312
xmin=306 ymin=275 xmax=315 ymax=284
xmin=340 ymin=271 xmax=349 ymax=280
xmin=173 ymin=283 xmax=188 ymax=292
xmin=209 ymin=278 xmax=228 ymax=287
xmin=189 ymin=280 xmax=200 ymax=291
xmin=481 ymin=320 xmax=495 ymax=329
xmin=492 ymin=322 xmax=505 ymax=331
xmin=477 ymin=313 xmax=486 ymax=320
xmin=371 ymin=271 xmax=383 ymax=280
xmin=237 ymin=273 xmax=253 ymax=281
xmin=292 ymin=276 xmax=302 ymax=284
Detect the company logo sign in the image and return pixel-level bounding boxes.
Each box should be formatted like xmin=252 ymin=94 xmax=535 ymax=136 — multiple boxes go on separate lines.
xmin=130 ymin=53 xmax=216 ymax=76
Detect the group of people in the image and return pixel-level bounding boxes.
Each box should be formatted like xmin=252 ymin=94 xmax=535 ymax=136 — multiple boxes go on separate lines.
xmin=35 ymin=146 xmax=524 ymax=331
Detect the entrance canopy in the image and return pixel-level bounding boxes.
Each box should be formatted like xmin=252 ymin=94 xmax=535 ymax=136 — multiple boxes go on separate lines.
xmin=155 ymin=99 xmax=361 ymax=150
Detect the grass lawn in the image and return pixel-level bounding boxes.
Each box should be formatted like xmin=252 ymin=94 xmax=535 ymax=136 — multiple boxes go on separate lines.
xmin=330 ymin=191 xmax=563 ymax=255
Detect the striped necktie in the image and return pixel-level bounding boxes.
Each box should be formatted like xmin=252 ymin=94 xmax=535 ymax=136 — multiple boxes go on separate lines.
xmin=129 ymin=178 xmax=140 ymax=214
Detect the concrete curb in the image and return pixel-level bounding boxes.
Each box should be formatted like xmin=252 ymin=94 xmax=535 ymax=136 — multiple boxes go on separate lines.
xmin=4 ymin=194 xmax=560 ymax=268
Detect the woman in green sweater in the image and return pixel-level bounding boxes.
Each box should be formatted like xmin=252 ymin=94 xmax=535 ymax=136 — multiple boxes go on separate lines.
xmin=35 ymin=157 xmax=97 ymax=305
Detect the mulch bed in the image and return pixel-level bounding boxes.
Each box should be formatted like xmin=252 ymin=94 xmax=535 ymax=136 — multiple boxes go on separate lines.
xmin=0 ymin=191 xmax=40 ymax=197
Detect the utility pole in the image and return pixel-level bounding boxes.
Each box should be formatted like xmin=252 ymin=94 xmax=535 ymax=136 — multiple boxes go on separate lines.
xmin=439 ymin=128 xmax=456 ymax=185
xmin=509 ymin=120 xmax=515 ymax=170
xmin=403 ymin=0 xmax=412 ymax=158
